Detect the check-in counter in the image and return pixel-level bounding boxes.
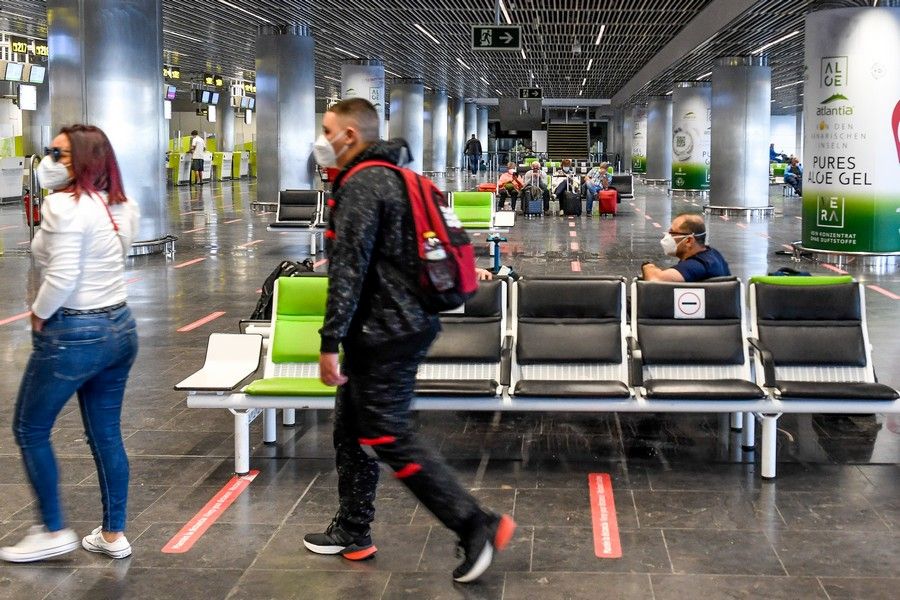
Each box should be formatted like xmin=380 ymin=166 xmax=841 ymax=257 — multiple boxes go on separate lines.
xmin=212 ymin=152 xmax=233 ymax=180
xmin=232 ymin=152 xmax=249 ymax=179
xmin=0 ymin=156 xmax=25 ymax=201
xmin=248 ymin=151 xmax=257 ymax=178
xmin=174 ymin=153 xmax=192 ymax=185
xmin=201 ymin=151 xmax=213 ymax=182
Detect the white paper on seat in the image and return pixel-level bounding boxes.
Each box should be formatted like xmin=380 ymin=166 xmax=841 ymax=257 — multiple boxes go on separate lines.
xmin=175 ymin=333 xmax=263 ymax=391
xmin=493 ymin=211 xmax=516 ymax=228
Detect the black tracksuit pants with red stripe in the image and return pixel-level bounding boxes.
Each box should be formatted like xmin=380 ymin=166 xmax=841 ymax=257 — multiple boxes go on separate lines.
xmin=334 ymin=331 xmax=485 ymax=539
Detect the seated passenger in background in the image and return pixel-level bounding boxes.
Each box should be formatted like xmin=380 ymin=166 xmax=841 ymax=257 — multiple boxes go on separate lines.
xmin=551 ymin=159 xmax=578 ymax=198
xmin=496 ymin=162 xmax=523 ymax=210
xmin=783 ymin=157 xmax=802 ymax=195
xmin=521 ymin=161 xmax=551 ymax=213
xmin=769 ymin=143 xmax=789 ymax=163
xmin=641 ymin=214 xmax=730 ymax=282
xmin=584 ymin=162 xmax=611 ymax=215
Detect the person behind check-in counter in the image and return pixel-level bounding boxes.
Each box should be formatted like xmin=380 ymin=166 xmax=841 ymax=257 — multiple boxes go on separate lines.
xmin=641 ymin=213 xmax=731 ymax=282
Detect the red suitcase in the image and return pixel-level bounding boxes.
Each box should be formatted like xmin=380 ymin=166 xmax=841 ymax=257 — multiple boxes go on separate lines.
xmin=476 ymin=182 xmax=497 ymax=192
xmin=598 ymin=189 xmax=618 ymax=216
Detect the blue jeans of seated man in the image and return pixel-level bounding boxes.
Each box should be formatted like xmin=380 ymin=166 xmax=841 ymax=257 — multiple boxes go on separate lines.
xmin=467 ymin=154 xmax=480 ymax=175
xmin=13 ymin=305 xmax=138 ymax=533
xmin=585 ymin=183 xmax=601 ymax=214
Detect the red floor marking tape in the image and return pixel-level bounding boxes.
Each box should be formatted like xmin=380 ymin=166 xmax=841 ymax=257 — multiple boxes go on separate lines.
xmin=588 ymin=473 xmax=622 ymax=559
xmin=821 ymin=263 xmax=848 ymax=275
xmin=238 ymin=239 xmax=264 ymax=248
xmin=17 ymin=241 xmax=30 ymax=245
xmin=795 ymin=216 xmax=802 ymax=220
xmin=634 ymin=207 xmax=641 ymax=213
xmin=161 ymin=470 xmax=259 ymax=554
xmin=569 ymin=230 xmax=577 ymax=238
xmin=568 ymin=222 xmax=576 ymax=228
xmin=0 ymin=225 xmax=18 ymax=231
xmin=177 ymin=311 xmax=226 ymax=332
xmin=570 ymin=242 xmax=580 ymax=251
xmin=652 ymin=222 xmax=661 ymax=228
xmin=125 ymin=277 xmax=142 ymax=285
xmin=867 ymin=285 xmax=900 ymax=300
xmin=720 ymin=215 xmax=729 ymax=221
xmin=313 ymin=258 xmax=329 ymax=268
xmin=223 ymin=219 xmax=242 ymax=224
xmin=756 ymin=232 xmax=771 ymax=239
xmin=570 ymin=260 xmax=581 ymax=272
xmin=173 ymin=257 xmax=206 ymax=269
xmin=182 ymin=226 xmax=206 ymax=234
xmin=0 ymin=311 xmax=31 ymax=326
xmin=644 ymin=215 xmax=652 ymax=220
xmin=736 ymin=223 xmax=747 ymax=229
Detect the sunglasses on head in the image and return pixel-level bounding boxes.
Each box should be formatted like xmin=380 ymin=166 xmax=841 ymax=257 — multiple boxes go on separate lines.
xmin=44 ymin=147 xmax=69 ymax=162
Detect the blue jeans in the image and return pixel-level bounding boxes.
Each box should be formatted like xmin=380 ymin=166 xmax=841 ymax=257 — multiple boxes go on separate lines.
xmin=585 ymin=183 xmax=601 ymax=214
xmin=14 ymin=305 xmax=138 ymax=532
xmin=467 ymin=155 xmax=480 ymax=175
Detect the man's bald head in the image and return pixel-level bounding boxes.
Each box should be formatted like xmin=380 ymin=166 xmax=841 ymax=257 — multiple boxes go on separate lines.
xmin=672 ymin=213 xmax=707 ymax=244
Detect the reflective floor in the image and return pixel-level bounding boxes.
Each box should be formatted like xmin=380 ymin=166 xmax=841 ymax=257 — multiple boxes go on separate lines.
xmin=0 ymin=175 xmax=897 ymax=599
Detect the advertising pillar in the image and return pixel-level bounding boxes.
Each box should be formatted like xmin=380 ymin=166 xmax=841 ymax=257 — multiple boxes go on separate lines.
xmin=389 ymin=78 xmax=425 ymax=173
xmin=477 ymin=106 xmax=489 ymax=153
xmin=646 ymin=96 xmax=673 ymax=181
xmin=623 ymin=109 xmax=634 ymax=173
xmin=449 ymin=98 xmax=465 ymax=170
xmin=430 ymin=89 xmax=448 ymax=173
xmin=631 ymin=105 xmax=647 ymax=173
xmin=256 ymin=24 xmax=316 ymax=202
xmin=709 ymin=56 xmax=771 ymax=210
xmin=671 ymin=81 xmax=712 ymax=192
xmin=341 ymin=59 xmax=385 ymax=138
xmin=48 ymin=0 xmax=169 ymax=249
xmin=801 ymin=7 xmax=900 ymax=254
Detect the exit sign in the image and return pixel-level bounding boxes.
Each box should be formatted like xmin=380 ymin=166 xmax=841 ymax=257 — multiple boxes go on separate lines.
xmin=471 ymin=25 xmax=522 ymax=51
xmin=519 ymin=87 xmax=542 ymax=99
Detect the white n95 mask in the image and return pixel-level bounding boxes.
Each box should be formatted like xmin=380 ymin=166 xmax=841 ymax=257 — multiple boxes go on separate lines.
xmin=660 ymin=233 xmax=680 ymax=257
xmin=37 ymin=158 xmax=72 ymax=191
xmin=312 ymin=131 xmax=346 ymax=168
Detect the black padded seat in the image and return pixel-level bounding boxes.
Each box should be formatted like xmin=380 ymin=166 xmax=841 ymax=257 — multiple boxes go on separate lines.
xmin=776 ymin=381 xmax=899 ymax=401
xmin=514 ymin=380 xmax=631 ymax=398
xmin=643 ymin=379 xmax=765 ymax=400
xmin=269 ymin=222 xmax=314 ymax=229
xmin=416 ymin=379 xmax=499 ymax=397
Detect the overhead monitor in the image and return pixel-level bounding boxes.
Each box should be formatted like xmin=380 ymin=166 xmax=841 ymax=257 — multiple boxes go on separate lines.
xmin=210 ymin=91 xmax=220 ymax=104
xmin=201 ymin=90 xmax=212 ymax=104
xmin=164 ymin=99 xmax=172 ymax=120
xmin=239 ymin=96 xmax=250 ymax=109
xmin=207 ymin=104 xmax=217 ymax=123
xmin=24 ymin=64 xmax=46 ymax=84
xmin=244 ymin=109 xmax=252 ymax=125
xmin=165 ymin=85 xmax=177 ymax=100
xmin=247 ymin=97 xmax=255 ymax=110
xmin=17 ymin=84 xmax=37 ymax=111
xmin=5 ymin=62 xmax=24 ymax=82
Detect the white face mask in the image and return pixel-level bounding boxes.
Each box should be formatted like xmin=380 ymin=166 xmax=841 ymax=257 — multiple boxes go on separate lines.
xmin=312 ymin=130 xmax=347 ymax=168
xmin=660 ymin=233 xmax=684 ymax=257
xmin=508 ymin=169 xmax=515 ymax=174
xmin=37 ymin=157 xmax=72 ymax=191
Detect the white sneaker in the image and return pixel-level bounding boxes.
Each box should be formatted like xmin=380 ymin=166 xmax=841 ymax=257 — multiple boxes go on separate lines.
xmin=81 ymin=526 xmax=132 ymax=559
xmin=0 ymin=525 xmax=79 ymax=563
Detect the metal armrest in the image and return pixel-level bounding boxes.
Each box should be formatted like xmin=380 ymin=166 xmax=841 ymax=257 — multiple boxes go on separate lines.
xmin=500 ymin=335 xmax=513 ymax=386
xmin=748 ymin=337 xmax=776 ymax=387
xmin=627 ymin=336 xmax=643 ymax=387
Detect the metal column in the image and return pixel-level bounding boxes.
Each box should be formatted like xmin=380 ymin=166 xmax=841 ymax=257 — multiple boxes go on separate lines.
xmin=646 ymin=96 xmax=673 ymax=184
xmin=623 ymin=109 xmax=634 ymax=173
xmin=341 ymin=59 xmax=385 ymax=138
xmin=256 ymin=24 xmax=316 ymax=205
xmin=477 ymin=106 xmax=489 ymax=153
xmin=389 ymin=78 xmax=425 ymax=173
xmin=449 ymin=98 xmax=465 ymax=170
xmin=220 ymin=90 xmax=235 ymax=152
xmin=48 ymin=0 xmax=172 ymax=255
xmin=431 ymin=89 xmax=448 ymax=174
xmin=707 ymin=56 xmax=772 ymax=217
xmin=464 ymin=101 xmax=478 ymax=139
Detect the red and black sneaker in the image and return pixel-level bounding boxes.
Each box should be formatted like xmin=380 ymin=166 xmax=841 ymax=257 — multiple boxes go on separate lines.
xmin=303 ymin=520 xmax=377 ymax=561
xmin=452 ymin=512 xmax=516 ymax=583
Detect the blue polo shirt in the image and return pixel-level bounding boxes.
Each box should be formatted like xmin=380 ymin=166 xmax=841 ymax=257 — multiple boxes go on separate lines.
xmin=673 ymin=247 xmax=731 ymax=282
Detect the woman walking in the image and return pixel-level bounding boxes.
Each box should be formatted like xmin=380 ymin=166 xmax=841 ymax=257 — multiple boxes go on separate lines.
xmin=0 ymin=125 xmax=140 ymax=562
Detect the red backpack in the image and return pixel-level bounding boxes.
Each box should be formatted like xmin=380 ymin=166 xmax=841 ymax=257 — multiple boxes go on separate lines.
xmin=338 ymin=160 xmax=477 ymax=313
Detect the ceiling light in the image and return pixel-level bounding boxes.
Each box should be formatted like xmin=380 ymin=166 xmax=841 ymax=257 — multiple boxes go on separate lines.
xmin=480 ymin=76 xmax=490 ymax=85
xmin=495 ymin=89 xmax=503 ymax=95
xmin=456 ymin=57 xmax=471 ymax=70
xmin=499 ymin=0 xmax=512 ymax=25
xmin=773 ymin=80 xmax=804 ymax=90
xmin=665 ymin=90 xmax=673 ymax=95
xmin=384 ymin=68 xmax=401 ymax=77
xmin=520 ymin=49 xmax=526 ymax=60
xmin=594 ymin=24 xmax=606 ymax=45
xmin=752 ymin=30 xmax=800 ymax=54
xmin=216 ymin=0 xmax=273 ymax=24
xmin=586 ymin=59 xmax=594 ymax=71
xmin=413 ymin=24 xmax=441 ymax=45
xmin=315 ymin=85 xmax=324 ymax=90
xmin=782 ymin=103 xmax=802 ymax=108
xmin=579 ymin=89 xmax=584 ymax=96
xmin=334 ymin=47 xmax=358 ymax=58
xmin=2 ymin=11 xmax=32 ymax=20
xmin=324 ymin=75 xmax=341 ymax=82
xmin=698 ymin=71 xmax=712 ymax=79
xmin=581 ymin=77 xmax=587 ymax=86
xmin=164 ymin=30 xmax=205 ymax=44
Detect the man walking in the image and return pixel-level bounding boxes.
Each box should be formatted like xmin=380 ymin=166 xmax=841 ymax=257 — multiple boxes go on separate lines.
xmin=306 ymin=98 xmax=515 ymax=584
xmin=464 ymin=133 xmax=482 ymax=176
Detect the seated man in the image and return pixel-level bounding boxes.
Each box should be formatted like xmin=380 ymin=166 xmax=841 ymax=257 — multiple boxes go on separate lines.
xmin=584 ymin=162 xmax=612 ymax=216
xmin=521 ymin=161 xmax=551 ymax=213
xmin=769 ymin=143 xmax=789 ymax=163
xmin=641 ymin=213 xmax=731 ymax=282
xmin=496 ymin=162 xmax=523 ymax=211
xmin=783 ymin=157 xmax=802 ymax=195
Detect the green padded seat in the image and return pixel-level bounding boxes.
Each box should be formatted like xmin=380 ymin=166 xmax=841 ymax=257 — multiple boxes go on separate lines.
xmin=451 ymin=192 xmax=493 ymax=229
xmin=276 ymin=276 xmax=329 ymax=317
xmin=271 ymin=319 xmax=323 ymax=363
xmin=244 ymin=377 xmax=336 ymax=396
xmin=771 ymin=164 xmax=786 ymax=176
xmin=749 ymin=275 xmax=853 ymax=286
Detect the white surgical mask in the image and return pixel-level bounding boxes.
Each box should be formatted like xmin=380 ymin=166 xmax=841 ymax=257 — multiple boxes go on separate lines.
xmin=660 ymin=233 xmax=682 ymax=257
xmin=312 ymin=130 xmax=347 ymax=168
xmin=37 ymin=157 xmax=72 ymax=191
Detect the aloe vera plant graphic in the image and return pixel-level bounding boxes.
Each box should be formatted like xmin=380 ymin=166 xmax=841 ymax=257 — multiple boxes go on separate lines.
xmin=821 ymin=93 xmax=849 ymax=104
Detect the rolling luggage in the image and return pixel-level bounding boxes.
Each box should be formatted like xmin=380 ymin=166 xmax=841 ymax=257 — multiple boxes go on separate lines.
xmin=561 ymin=191 xmax=581 ymax=216
xmin=522 ymin=186 xmax=543 ymax=217
xmin=598 ymin=189 xmax=618 ymax=217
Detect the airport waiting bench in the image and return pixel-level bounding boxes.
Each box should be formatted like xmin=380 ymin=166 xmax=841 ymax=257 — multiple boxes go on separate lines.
xmin=176 ymin=275 xmax=899 ymax=479
xmin=266 ymin=190 xmax=330 ymax=254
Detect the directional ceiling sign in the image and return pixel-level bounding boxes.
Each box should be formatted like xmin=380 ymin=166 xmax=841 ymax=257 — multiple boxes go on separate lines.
xmin=471 ymin=25 xmax=522 ymax=51
xmin=519 ymin=87 xmax=543 ymax=99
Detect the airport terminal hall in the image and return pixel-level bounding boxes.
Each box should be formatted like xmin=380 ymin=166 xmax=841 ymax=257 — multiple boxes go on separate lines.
xmin=1 ymin=0 xmax=899 ymax=598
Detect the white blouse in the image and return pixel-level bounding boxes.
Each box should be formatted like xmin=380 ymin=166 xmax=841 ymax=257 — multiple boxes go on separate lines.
xmin=30 ymin=191 xmax=141 ymax=319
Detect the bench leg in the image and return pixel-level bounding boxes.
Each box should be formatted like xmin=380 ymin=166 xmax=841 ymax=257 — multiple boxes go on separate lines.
xmin=760 ymin=414 xmax=780 ymax=479
xmin=263 ymin=408 xmax=277 ymax=445
xmin=283 ymin=408 xmax=296 ymax=427
xmin=730 ymin=412 xmax=743 ymax=432
xmin=742 ymin=412 xmax=756 ymax=451
xmin=233 ymin=410 xmax=251 ymax=476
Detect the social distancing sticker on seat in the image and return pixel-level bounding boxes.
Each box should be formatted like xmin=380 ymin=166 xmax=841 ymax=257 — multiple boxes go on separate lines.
xmin=674 ymin=288 xmax=705 ymax=319
xmin=588 ymin=473 xmax=622 ymax=559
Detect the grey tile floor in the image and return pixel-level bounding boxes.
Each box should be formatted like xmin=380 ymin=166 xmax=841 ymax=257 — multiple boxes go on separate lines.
xmin=0 ymin=175 xmax=897 ymax=599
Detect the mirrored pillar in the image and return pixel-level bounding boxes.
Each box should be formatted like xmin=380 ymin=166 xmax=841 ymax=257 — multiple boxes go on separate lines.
xmin=389 ymin=78 xmax=425 ymax=173
xmin=449 ymin=98 xmax=465 ymax=171
xmin=477 ymin=106 xmax=489 ymax=154
xmin=48 ymin=0 xmax=169 ymax=250
xmin=464 ymin=101 xmax=478 ymax=139
xmin=256 ymin=24 xmax=316 ymax=202
xmin=220 ymin=89 xmax=235 ymax=152
xmin=646 ymin=96 xmax=673 ymax=183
